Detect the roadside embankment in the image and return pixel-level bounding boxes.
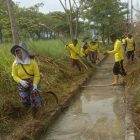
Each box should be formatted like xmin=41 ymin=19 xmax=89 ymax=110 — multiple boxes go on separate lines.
xmin=125 ymin=59 xmax=140 ymax=140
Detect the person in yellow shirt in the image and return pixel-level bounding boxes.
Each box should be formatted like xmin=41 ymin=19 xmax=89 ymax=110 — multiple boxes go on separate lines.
xmin=65 ymin=39 xmax=81 ymax=71
xmin=11 ymin=43 xmax=41 ymax=116
xmin=104 ymin=34 xmax=127 ymax=85
xmin=125 ymin=33 xmax=136 ymax=64
xmin=121 ymin=34 xmax=127 ymax=52
xmin=80 ymin=42 xmax=89 ymax=58
xmin=89 ymin=40 xmax=99 ymax=64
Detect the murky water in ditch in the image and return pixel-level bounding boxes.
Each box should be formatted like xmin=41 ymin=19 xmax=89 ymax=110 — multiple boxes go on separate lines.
xmin=43 ymin=56 xmax=125 ymax=140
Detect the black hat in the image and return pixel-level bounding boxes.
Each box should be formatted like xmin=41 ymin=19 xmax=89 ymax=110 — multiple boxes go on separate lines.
xmin=11 ymin=43 xmax=29 ymax=56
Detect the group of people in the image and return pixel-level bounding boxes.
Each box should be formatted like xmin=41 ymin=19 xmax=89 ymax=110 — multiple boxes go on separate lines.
xmin=65 ymin=38 xmax=100 ymax=71
xmin=10 ymin=39 xmax=100 ymax=116
xmin=10 ymin=32 xmax=135 ymax=116
xmin=65 ymin=32 xmax=136 ymax=86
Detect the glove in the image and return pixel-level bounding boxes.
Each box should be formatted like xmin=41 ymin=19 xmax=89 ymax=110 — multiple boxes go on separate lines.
xmin=32 ymin=84 xmax=37 ymax=91
xmin=19 ymin=80 xmax=29 ymax=88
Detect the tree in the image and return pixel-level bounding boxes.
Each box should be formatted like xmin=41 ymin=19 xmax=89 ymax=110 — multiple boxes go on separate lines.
xmin=7 ymin=0 xmax=19 ymax=44
xmin=0 ymin=0 xmax=86 ymax=42
xmin=81 ymin=0 xmax=128 ymax=43
xmin=0 ymin=0 xmax=12 ymax=42
xmin=59 ymin=0 xmax=88 ymax=40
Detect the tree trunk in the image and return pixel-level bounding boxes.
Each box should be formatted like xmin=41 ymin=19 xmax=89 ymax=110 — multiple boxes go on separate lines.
xmin=59 ymin=0 xmax=74 ymax=42
xmin=68 ymin=0 xmax=74 ymax=41
xmin=7 ymin=0 xmax=19 ymax=45
xmin=75 ymin=9 xmax=79 ymax=38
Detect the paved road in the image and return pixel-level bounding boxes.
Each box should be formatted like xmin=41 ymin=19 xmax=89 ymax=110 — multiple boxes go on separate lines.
xmin=43 ymin=56 xmax=125 ymax=140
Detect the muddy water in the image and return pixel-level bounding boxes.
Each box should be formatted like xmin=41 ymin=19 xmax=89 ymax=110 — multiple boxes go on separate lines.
xmin=43 ymin=56 xmax=125 ymax=140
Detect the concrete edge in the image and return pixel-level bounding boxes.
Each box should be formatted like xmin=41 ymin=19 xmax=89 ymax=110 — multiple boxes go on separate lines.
xmin=125 ymin=91 xmax=135 ymax=140
xmin=125 ymin=112 xmax=135 ymax=140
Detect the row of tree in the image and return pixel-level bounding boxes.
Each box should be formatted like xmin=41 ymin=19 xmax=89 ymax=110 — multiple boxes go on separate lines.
xmin=0 ymin=0 xmax=129 ymax=43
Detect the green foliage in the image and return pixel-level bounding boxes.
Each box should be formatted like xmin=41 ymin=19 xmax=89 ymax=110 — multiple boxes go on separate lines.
xmin=0 ymin=2 xmax=11 ymax=42
xmin=45 ymin=12 xmax=69 ymax=33
xmin=0 ymin=1 xmax=71 ymax=42
xmin=0 ymin=0 xmax=129 ymax=43
xmin=81 ymin=0 xmax=128 ymax=42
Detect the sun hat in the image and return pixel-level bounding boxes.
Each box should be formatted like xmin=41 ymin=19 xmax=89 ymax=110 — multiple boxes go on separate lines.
xmin=11 ymin=43 xmax=29 ymax=56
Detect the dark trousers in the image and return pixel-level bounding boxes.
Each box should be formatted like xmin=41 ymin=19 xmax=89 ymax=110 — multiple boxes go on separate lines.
xmin=126 ymin=50 xmax=134 ymax=61
xmin=89 ymin=51 xmax=97 ymax=63
xmin=72 ymin=59 xmax=81 ymax=71
xmin=113 ymin=60 xmax=127 ymax=76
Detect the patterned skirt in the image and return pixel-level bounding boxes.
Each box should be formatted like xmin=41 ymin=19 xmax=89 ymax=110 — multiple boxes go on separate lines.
xmin=18 ymin=78 xmax=42 ymax=108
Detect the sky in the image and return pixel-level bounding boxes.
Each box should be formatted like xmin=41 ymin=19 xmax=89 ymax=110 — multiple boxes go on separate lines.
xmin=13 ymin=0 xmax=140 ymax=14
xmin=13 ymin=0 xmax=64 ymax=13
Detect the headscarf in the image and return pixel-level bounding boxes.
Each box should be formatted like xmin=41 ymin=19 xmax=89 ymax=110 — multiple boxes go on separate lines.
xmin=15 ymin=48 xmax=30 ymax=65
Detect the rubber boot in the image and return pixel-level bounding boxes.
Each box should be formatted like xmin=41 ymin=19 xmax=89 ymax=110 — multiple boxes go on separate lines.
xmin=112 ymin=75 xmax=119 ymax=86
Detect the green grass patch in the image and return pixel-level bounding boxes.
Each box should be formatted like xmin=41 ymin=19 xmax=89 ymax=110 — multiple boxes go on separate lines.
xmin=26 ymin=39 xmax=68 ymax=57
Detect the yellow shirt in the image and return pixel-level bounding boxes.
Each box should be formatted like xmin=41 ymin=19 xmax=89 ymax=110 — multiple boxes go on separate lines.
xmin=80 ymin=47 xmax=89 ymax=57
xmin=65 ymin=44 xmax=79 ymax=59
xmin=89 ymin=43 xmax=99 ymax=52
xmin=12 ymin=59 xmax=40 ymax=85
xmin=126 ymin=37 xmax=135 ymax=51
xmin=122 ymin=38 xmax=126 ymax=45
xmin=107 ymin=39 xmax=124 ymax=62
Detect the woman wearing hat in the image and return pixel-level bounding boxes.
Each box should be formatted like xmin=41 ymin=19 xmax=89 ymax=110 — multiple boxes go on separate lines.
xmin=11 ymin=43 xmax=41 ymax=117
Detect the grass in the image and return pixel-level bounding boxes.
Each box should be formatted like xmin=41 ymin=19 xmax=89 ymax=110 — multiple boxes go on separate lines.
xmin=26 ymin=39 xmax=68 ymax=57
xmin=0 ymin=43 xmax=16 ymax=95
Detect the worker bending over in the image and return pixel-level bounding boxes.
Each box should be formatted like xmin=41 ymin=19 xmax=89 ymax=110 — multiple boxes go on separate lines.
xmin=65 ymin=39 xmax=81 ymax=71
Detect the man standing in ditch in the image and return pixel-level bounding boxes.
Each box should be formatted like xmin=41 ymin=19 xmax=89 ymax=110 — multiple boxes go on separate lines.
xmin=104 ymin=33 xmax=127 ymax=85
xmin=65 ymin=39 xmax=82 ymax=71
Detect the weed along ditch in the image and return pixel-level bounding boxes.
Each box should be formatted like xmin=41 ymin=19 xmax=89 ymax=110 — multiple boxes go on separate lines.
xmin=41 ymin=56 xmax=126 ymax=140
